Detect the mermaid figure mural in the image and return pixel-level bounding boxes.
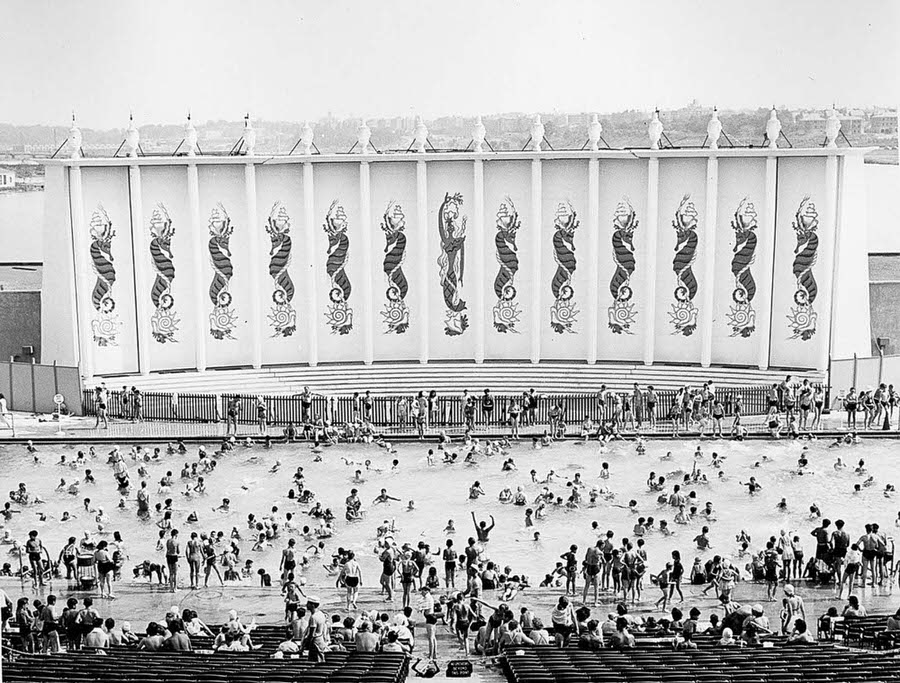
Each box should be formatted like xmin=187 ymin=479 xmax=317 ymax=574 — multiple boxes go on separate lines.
xmin=381 ymin=201 xmax=409 ymax=334
xmin=265 ymin=202 xmax=296 ymax=338
xmin=437 ymin=192 xmax=468 ymax=336
xmin=148 ymin=203 xmax=179 ymax=343
xmin=492 ymin=197 xmax=521 ymax=333
xmin=607 ymin=198 xmax=638 ymax=334
xmin=727 ymin=197 xmax=758 ymax=337
xmin=208 ymin=203 xmax=237 ymax=340
xmin=549 ymin=201 xmax=579 ymax=334
xmin=669 ymin=194 xmax=700 ymax=336
xmin=787 ymin=196 xmax=819 ymax=340
xmin=324 ymin=200 xmax=353 ymax=335
xmin=89 ymin=205 xmax=119 ymax=346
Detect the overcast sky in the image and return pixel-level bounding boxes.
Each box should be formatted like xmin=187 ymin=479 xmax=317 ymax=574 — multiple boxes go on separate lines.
xmin=2 ymin=0 xmax=897 ymax=128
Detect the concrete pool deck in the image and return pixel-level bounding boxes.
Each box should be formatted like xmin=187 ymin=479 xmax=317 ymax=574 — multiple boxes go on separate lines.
xmin=0 ymin=410 xmax=894 ymax=444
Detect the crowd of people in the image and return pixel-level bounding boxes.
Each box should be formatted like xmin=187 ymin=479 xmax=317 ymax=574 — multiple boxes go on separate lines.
xmin=3 ymin=378 xmax=900 ymax=670
xmin=87 ymin=377 xmax=900 ymax=444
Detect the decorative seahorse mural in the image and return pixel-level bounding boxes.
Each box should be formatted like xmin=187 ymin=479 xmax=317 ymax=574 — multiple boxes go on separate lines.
xmin=381 ymin=201 xmax=409 ymax=334
xmin=668 ymin=194 xmax=700 ymax=336
xmin=492 ymin=197 xmax=521 ymax=333
xmin=207 ymin=203 xmax=237 ymax=340
xmin=148 ymin=203 xmax=179 ymax=343
xmin=607 ymin=197 xmax=638 ymax=334
xmin=324 ymin=200 xmax=353 ymax=335
xmin=787 ymin=196 xmax=819 ymax=340
xmin=265 ymin=202 xmax=296 ymax=338
xmin=437 ymin=192 xmax=468 ymax=336
xmin=89 ymin=205 xmax=120 ymax=346
xmin=549 ymin=201 xmax=579 ymax=334
xmin=727 ymin=197 xmax=758 ymax=338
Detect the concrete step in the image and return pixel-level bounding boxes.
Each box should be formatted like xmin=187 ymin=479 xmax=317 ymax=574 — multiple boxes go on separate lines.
xmin=91 ymin=363 xmax=823 ymax=396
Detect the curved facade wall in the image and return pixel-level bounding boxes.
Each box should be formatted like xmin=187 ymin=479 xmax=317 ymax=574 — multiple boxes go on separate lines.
xmin=40 ymin=149 xmax=871 ymax=379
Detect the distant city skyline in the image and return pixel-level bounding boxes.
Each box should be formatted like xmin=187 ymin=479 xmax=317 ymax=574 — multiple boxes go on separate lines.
xmin=1 ymin=0 xmax=897 ymax=128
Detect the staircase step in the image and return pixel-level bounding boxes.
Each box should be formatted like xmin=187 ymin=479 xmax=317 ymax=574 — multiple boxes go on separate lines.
xmin=90 ymin=363 xmax=822 ymax=397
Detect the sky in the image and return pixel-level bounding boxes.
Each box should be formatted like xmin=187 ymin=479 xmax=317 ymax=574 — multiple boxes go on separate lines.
xmin=1 ymin=0 xmax=898 ymax=128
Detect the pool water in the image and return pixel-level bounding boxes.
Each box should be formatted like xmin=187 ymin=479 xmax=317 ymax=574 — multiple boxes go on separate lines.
xmin=1 ymin=437 xmax=898 ymax=593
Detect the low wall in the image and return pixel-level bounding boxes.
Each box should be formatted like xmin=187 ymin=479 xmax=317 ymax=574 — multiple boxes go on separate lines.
xmin=1 ymin=361 xmax=83 ymax=415
xmin=830 ymin=354 xmax=900 ymax=393
xmin=0 ymin=291 xmax=41 ymax=361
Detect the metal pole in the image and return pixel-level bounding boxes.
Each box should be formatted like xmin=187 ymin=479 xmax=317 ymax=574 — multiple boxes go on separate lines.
xmin=852 ymin=353 xmax=858 ymax=389
xmin=30 ymin=359 xmax=36 ymax=414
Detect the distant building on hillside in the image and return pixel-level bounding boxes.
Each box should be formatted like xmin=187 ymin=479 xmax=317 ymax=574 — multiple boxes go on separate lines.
xmin=840 ymin=115 xmax=866 ymax=135
xmin=797 ymin=110 xmax=867 ymax=136
xmin=869 ymin=111 xmax=898 ymax=136
xmin=0 ymin=167 xmax=16 ymax=188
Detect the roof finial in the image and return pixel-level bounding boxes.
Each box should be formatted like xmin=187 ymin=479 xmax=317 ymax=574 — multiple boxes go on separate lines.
xmin=184 ymin=111 xmax=198 ymax=157
xmin=472 ymin=115 xmax=486 ymax=153
xmin=648 ymin=109 xmax=664 ymax=150
xmin=68 ymin=112 xmax=82 ymax=159
xmin=125 ymin=113 xmax=140 ymax=158
xmin=243 ymin=113 xmax=256 ymax=155
xmin=765 ymin=107 xmax=782 ymax=150
xmin=707 ymin=107 xmax=722 ymax=150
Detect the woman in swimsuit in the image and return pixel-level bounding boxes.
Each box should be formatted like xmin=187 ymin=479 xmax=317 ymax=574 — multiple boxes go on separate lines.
xmin=202 ymin=538 xmax=223 ymax=587
xmin=400 ymin=553 xmax=420 ymax=609
xmin=812 ymin=385 xmax=825 ymax=430
xmin=845 ymin=387 xmax=858 ymax=429
xmin=94 ymin=541 xmax=116 ymax=599
xmin=186 ymin=532 xmax=203 ymax=590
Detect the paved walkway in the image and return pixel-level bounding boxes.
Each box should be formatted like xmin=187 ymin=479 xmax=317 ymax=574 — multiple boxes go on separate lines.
xmin=0 ymin=410 xmax=894 ymax=443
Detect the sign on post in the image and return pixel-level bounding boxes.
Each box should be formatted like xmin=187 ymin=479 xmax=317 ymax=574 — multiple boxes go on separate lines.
xmin=445 ymin=660 xmax=473 ymax=678
xmin=54 ymin=393 xmax=65 ymax=434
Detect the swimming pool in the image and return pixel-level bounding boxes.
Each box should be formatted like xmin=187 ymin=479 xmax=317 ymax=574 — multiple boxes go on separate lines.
xmin=2 ymin=436 xmax=896 ymax=595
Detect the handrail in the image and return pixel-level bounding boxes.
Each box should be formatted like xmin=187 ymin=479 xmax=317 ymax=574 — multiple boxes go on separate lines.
xmin=80 ymin=384 xmax=809 ymax=428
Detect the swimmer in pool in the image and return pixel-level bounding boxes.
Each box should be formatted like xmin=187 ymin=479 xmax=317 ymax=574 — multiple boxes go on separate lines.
xmin=373 ymin=489 xmax=401 ymax=505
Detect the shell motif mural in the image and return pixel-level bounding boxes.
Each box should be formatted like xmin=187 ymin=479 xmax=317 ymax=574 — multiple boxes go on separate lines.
xmin=207 ymin=203 xmax=237 ymax=340
xmin=148 ymin=203 xmax=179 ymax=343
xmin=787 ymin=196 xmax=819 ymax=341
xmin=669 ymin=194 xmax=700 ymax=336
xmin=89 ymin=205 xmax=120 ymax=346
xmin=607 ymin=198 xmax=638 ymax=334
xmin=381 ymin=201 xmax=410 ymax=334
xmin=727 ymin=197 xmax=758 ymax=338
xmin=324 ymin=200 xmax=353 ymax=335
xmin=549 ymin=201 xmax=579 ymax=334
xmin=265 ymin=202 xmax=297 ymax=338
xmin=492 ymin=197 xmax=522 ymax=333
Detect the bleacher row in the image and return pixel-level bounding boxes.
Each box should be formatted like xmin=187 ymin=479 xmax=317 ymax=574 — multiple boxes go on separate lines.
xmin=7 ymin=624 xmax=310 ymax=654
xmin=823 ymin=615 xmax=900 ymax=649
xmin=2 ymin=624 xmax=409 ymax=683
xmin=100 ymin=362 xmax=822 ymax=396
xmin=2 ymin=650 xmax=409 ymax=683
xmin=501 ymin=645 xmax=900 ymax=683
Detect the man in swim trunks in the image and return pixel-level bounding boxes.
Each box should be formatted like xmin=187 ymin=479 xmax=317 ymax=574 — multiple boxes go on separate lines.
xmin=583 ymin=541 xmax=602 ymax=605
xmin=165 ymin=529 xmax=180 ymax=592
xmin=472 ymin=512 xmax=495 ymax=542
xmin=25 ymin=530 xmax=44 ymax=587
xmin=830 ymin=519 xmax=850 ymax=579
xmin=342 ymin=550 xmax=362 ymax=609
xmin=810 ymin=518 xmax=832 ymax=566
xmin=279 ymin=539 xmax=297 ymax=587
